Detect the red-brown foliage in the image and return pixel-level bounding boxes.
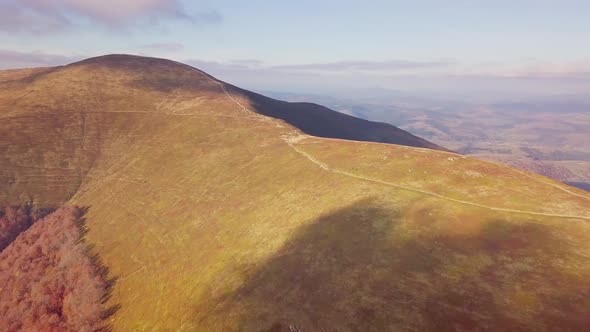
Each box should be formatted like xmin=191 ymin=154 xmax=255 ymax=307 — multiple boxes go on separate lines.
xmin=0 ymin=205 xmax=51 ymax=252
xmin=0 ymin=206 xmax=115 ymax=332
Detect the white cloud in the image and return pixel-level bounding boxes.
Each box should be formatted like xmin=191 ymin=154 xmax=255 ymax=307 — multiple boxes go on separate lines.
xmin=141 ymin=42 xmax=185 ymax=52
xmin=270 ymin=60 xmax=455 ymax=73
xmin=0 ymin=0 xmax=221 ymax=34
xmin=0 ymin=49 xmax=83 ymax=68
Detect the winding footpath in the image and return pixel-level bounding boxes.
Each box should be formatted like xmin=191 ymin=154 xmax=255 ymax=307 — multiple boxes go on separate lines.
xmin=200 ymin=68 xmax=590 ymax=221
xmin=288 ymin=141 xmax=590 ymax=220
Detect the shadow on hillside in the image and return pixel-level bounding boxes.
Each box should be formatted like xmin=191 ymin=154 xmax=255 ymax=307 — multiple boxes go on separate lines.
xmin=0 ymin=204 xmax=54 ymax=252
xmin=231 ymin=85 xmax=446 ymax=150
xmin=200 ymin=198 xmax=434 ymax=331
xmin=76 ymin=206 xmax=121 ymax=331
xmin=197 ymin=198 xmax=590 ymax=331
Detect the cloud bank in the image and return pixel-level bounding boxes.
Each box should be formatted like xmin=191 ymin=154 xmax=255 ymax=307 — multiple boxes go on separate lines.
xmin=0 ymin=49 xmax=83 ymax=68
xmin=185 ymin=58 xmax=590 ymax=80
xmin=271 ymin=60 xmax=454 ymax=72
xmin=2 ymin=49 xmax=589 ymax=82
xmin=141 ymin=42 xmax=185 ymax=52
xmin=0 ymin=0 xmax=221 ymax=34
xmin=183 ymin=58 xmax=590 ymax=99
xmin=1 ymin=50 xmax=588 ymax=100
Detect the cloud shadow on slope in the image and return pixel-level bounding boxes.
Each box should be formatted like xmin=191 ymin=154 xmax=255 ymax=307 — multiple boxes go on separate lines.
xmin=195 ymin=198 xmax=590 ymax=331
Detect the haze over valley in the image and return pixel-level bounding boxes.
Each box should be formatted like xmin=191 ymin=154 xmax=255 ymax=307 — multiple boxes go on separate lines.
xmin=1 ymin=1 xmax=589 ymax=331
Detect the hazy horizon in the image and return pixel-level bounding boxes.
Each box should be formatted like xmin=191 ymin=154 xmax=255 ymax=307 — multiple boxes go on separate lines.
xmin=1 ymin=1 xmax=590 ymax=101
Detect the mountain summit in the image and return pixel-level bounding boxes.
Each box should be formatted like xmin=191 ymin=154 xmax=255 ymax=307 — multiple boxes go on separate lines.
xmin=1 ymin=55 xmax=589 ymax=331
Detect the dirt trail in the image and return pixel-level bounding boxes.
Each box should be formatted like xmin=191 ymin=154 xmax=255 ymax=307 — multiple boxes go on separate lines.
xmin=293 ymin=135 xmax=590 ymax=202
xmin=288 ymin=139 xmax=590 ymax=220
xmin=464 ymin=156 xmax=590 ymax=201
xmin=200 ymin=70 xmax=590 ymax=221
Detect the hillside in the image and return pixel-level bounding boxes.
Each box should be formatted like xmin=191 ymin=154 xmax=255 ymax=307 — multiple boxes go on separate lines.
xmin=287 ymin=93 xmax=590 ymax=191
xmin=0 ymin=54 xmax=589 ymax=331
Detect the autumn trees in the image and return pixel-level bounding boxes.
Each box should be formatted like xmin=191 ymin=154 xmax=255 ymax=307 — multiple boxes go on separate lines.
xmin=0 ymin=206 xmax=116 ymax=331
xmin=0 ymin=205 xmax=50 ymax=251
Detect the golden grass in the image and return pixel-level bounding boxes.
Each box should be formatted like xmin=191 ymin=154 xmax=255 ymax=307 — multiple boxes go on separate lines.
xmin=1 ymin=55 xmax=589 ymax=331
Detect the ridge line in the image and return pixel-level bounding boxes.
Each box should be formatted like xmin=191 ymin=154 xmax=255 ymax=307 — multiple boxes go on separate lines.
xmin=191 ymin=67 xmax=589 ymax=221
xmin=287 ymin=139 xmax=590 ymax=221
xmin=464 ymin=155 xmax=590 ymax=201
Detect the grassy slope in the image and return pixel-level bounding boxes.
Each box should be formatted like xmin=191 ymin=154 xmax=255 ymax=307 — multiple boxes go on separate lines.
xmin=0 ymin=55 xmax=589 ymax=331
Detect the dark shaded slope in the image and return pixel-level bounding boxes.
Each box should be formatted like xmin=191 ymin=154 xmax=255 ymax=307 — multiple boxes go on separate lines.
xmin=567 ymin=182 xmax=590 ymax=192
xmin=63 ymin=54 xmax=446 ymax=151
xmin=199 ymin=199 xmax=590 ymax=331
xmin=229 ymin=84 xmax=447 ymax=151
xmin=0 ymin=206 xmax=52 ymax=251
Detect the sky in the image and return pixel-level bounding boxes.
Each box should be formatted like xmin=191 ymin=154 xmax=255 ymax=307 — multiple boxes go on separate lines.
xmin=1 ymin=0 xmax=589 ymax=100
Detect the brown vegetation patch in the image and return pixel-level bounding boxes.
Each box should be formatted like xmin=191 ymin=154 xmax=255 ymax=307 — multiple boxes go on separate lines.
xmin=0 ymin=205 xmax=52 ymax=251
xmin=0 ymin=206 xmax=117 ymax=331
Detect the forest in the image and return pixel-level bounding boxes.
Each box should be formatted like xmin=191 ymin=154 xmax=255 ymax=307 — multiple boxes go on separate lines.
xmin=0 ymin=206 xmax=116 ymax=331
